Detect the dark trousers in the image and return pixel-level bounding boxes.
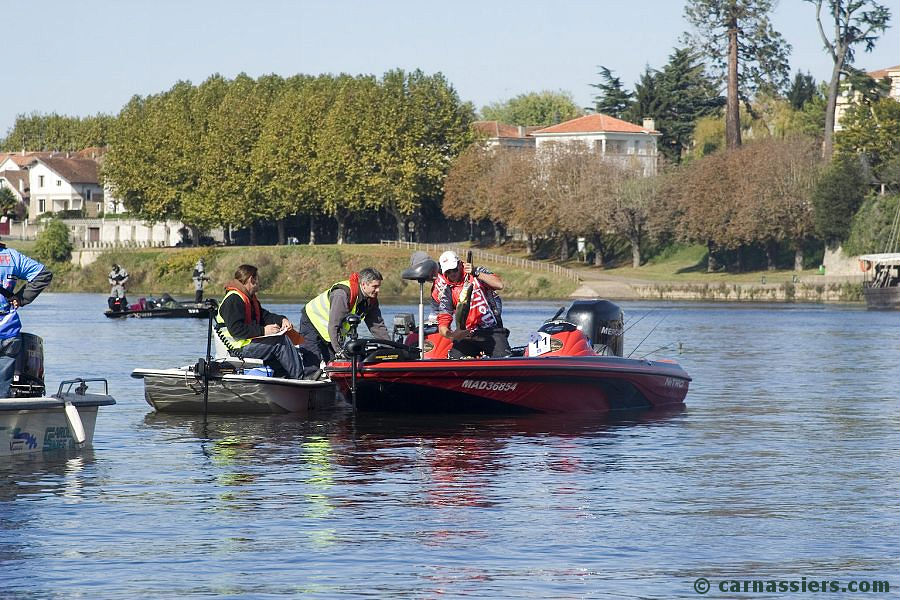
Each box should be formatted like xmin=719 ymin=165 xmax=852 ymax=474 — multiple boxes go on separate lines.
xmin=449 ymin=328 xmax=511 ymax=359
xmin=239 ymin=335 xmax=303 ymax=379
xmin=194 ymin=290 xmax=203 ymax=303
xmin=297 ymin=316 xmax=335 ymax=375
xmin=0 ymin=335 xmax=21 ymax=398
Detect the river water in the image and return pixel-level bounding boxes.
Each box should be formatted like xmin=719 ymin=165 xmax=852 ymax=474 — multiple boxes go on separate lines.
xmin=1 ymin=293 xmax=897 ymax=598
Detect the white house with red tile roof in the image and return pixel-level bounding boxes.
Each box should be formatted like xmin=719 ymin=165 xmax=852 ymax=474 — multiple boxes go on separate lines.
xmin=26 ymin=156 xmax=104 ymax=218
xmin=835 ymin=64 xmax=900 ymax=132
xmin=0 ymin=151 xmax=55 ymax=172
xmin=472 ymin=121 xmax=540 ymax=149
xmin=531 ymin=113 xmax=661 ymax=176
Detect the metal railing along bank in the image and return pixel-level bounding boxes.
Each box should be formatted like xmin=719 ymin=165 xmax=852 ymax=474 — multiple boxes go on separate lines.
xmin=380 ymin=240 xmax=581 ymax=282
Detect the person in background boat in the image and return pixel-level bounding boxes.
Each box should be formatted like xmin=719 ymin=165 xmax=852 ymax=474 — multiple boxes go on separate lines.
xmin=0 ymin=242 xmax=52 ymax=398
xmin=215 ymin=264 xmax=303 ymax=379
xmin=436 ymin=250 xmax=510 ymax=358
xmin=108 ymin=263 xmax=128 ymax=310
xmin=297 ymin=267 xmax=390 ymax=371
xmin=192 ymin=259 xmax=210 ymax=303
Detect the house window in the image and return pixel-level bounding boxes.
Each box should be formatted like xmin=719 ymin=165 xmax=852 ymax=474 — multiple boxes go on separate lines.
xmin=86 ymin=189 xmax=92 ymax=201
xmin=38 ymin=175 xmax=44 ymax=187
xmin=56 ymin=179 xmax=61 ymax=186
xmin=38 ymin=199 xmax=45 ymax=213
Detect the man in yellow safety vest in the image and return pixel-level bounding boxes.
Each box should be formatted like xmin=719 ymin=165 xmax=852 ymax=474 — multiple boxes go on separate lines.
xmin=296 ymin=267 xmax=389 ymax=371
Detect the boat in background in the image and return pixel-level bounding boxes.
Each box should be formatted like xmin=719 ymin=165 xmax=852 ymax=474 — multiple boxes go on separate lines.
xmin=325 ymin=259 xmax=691 ymax=414
xmin=0 ymin=334 xmax=115 ymax=456
xmin=105 ymin=295 xmax=216 ymax=319
xmin=860 ymin=253 xmax=900 ymax=309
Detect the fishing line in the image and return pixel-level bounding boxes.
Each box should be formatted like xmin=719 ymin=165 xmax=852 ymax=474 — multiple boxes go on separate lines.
xmin=624 ymin=307 xmax=659 ymax=333
xmin=627 ymin=314 xmax=669 ymax=358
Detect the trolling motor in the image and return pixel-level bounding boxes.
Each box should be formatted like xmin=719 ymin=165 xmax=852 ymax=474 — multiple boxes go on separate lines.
xmin=342 ymin=314 xmax=363 ymax=409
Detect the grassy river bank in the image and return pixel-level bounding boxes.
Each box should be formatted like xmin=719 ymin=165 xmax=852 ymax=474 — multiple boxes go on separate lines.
xmin=6 ymin=241 xmax=863 ymax=304
xmin=19 ymin=243 xmax=578 ymax=301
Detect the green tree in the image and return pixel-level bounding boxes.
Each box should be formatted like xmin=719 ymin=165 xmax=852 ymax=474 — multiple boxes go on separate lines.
xmin=480 ymin=90 xmax=581 ymax=126
xmin=318 ymin=75 xmax=379 ymax=244
xmin=200 ymin=73 xmax=283 ymax=242
xmin=371 ymin=69 xmax=474 ymax=241
xmin=806 ymin=0 xmax=892 ymax=157
xmin=844 ymin=193 xmax=900 ymax=255
xmin=651 ymin=48 xmax=724 ymax=162
xmin=34 ymin=218 xmax=72 ymax=263
xmin=836 ymin=96 xmax=900 ymax=182
xmin=252 ymin=74 xmax=335 ymax=245
xmin=0 ymin=112 xmax=112 ymax=151
xmin=787 ymin=71 xmax=818 ymax=109
xmin=682 ymin=0 xmax=792 ymax=149
xmin=589 ymin=67 xmax=633 ymax=118
xmin=0 ymin=187 xmax=17 ymax=216
xmin=812 ymin=153 xmax=868 ymax=243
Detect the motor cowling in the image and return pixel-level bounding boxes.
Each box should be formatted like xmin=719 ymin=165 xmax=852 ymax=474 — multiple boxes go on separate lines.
xmin=11 ymin=332 xmax=45 ymax=397
xmin=564 ymin=300 xmax=624 ymax=357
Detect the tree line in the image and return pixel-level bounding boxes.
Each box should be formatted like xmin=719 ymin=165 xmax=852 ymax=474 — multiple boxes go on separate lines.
xmin=100 ymin=71 xmax=474 ymax=245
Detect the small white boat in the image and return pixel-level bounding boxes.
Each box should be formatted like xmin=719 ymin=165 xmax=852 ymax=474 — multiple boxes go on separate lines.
xmin=0 ymin=378 xmax=116 ymax=456
xmin=131 ymin=329 xmax=340 ymax=414
xmin=132 ymin=361 xmax=339 ymax=414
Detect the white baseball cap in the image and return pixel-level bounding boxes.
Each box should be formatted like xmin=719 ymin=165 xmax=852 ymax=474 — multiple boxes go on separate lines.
xmin=438 ymin=250 xmax=460 ymax=273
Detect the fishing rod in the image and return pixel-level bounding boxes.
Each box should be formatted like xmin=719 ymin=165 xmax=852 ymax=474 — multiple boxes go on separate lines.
xmin=627 ymin=314 xmax=669 ymax=358
xmin=623 ymin=307 xmax=659 ymax=334
xmin=638 ymin=343 xmax=676 ymax=360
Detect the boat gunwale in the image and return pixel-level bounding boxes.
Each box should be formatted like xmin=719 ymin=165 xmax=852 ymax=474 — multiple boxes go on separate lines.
xmin=0 ymin=395 xmax=115 ymax=411
xmin=326 ymin=356 xmax=692 ymax=382
xmin=131 ymin=368 xmax=335 ymax=389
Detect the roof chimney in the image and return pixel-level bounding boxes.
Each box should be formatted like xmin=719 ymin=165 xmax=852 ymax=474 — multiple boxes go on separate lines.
xmin=643 ymin=118 xmax=655 ymax=131
xmin=518 ymin=125 xmax=525 ymax=137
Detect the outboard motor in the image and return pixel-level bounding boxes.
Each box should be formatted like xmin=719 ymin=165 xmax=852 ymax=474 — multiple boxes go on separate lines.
xmin=11 ymin=332 xmax=45 ymax=397
xmin=565 ymin=300 xmax=624 ymax=357
xmin=108 ymin=296 xmax=127 ymax=312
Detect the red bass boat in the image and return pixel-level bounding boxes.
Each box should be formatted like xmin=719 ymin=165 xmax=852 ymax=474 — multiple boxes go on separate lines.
xmin=325 ymin=260 xmax=691 ymax=414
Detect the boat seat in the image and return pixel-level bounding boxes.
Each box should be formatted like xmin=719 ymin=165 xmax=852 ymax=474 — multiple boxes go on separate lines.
xmin=212 ymin=326 xmax=264 ymax=366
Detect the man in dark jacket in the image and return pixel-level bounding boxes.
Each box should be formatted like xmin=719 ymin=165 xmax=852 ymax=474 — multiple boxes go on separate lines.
xmin=214 ymin=264 xmax=302 ymax=379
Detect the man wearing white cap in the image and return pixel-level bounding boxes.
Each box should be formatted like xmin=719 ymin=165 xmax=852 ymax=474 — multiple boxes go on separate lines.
xmin=435 ymin=250 xmax=510 ymax=358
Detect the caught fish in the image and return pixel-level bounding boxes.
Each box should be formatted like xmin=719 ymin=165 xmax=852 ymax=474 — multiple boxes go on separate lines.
xmin=455 ymin=281 xmax=472 ymax=330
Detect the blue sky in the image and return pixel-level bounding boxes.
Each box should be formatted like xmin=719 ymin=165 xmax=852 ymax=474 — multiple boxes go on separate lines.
xmin=1 ymin=0 xmax=897 ymax=138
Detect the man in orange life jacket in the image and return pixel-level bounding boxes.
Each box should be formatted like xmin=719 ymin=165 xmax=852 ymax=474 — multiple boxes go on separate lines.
xmin=436 ymin=250 xmax=511 ymax=358
xmin=215 ymin=264 xmax=303 ymax=379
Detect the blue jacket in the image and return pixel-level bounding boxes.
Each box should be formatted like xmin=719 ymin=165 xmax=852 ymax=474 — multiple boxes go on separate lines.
xmin=0 ymin=246 xmax=52 ymax=339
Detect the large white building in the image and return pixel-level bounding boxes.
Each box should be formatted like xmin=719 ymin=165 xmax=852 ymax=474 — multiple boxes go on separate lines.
xmin=835 ymin=64 xmax=900 ymax=131
xmin=531 ymin=113 xmax=661 ymax=176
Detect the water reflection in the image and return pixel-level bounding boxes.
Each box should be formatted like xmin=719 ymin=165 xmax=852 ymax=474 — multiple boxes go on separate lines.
xmin=0 ymin=448 xmax=97 ymax=503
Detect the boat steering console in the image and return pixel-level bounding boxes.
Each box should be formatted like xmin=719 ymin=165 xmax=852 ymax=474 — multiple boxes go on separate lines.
xmin=341 ymin=314 xmax=421 ymax=363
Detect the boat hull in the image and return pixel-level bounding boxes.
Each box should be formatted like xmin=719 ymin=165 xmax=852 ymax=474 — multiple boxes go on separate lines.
xmin=132 ymin=368 xmax=341 ymax=414
xmin=327 ymin=356 xmax=690 ymax=414
xmin=863 ymin=286 xmax=900 ymax=310
xmin=0 ymin=394 xmax=115 ymax=456
xmin=105 ymin=305 xmax=211 ymax=319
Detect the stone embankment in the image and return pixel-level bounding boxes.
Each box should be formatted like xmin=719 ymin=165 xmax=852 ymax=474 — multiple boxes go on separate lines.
xmin=572 ymin=275 xmax=864 ymax=303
